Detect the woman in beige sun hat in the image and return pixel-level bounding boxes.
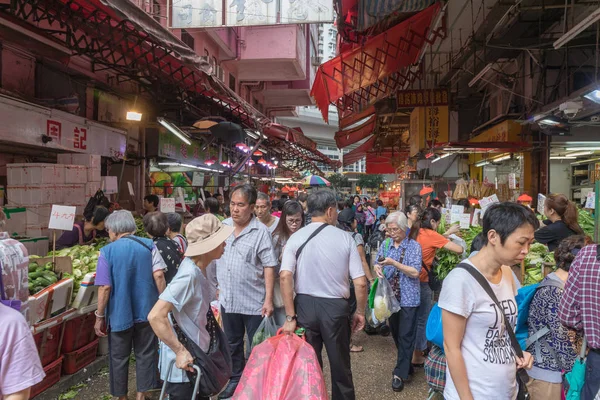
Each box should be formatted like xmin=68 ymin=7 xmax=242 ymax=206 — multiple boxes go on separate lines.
xmin=149 ymin=214 xmax=233 ymax=400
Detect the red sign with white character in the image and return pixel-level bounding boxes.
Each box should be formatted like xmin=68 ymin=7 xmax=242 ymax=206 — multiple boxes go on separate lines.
xmin=47 ymin=120 xmax=62 ymax=142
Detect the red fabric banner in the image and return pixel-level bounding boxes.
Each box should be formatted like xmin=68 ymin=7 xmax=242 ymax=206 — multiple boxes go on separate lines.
xmin=311 ymin=3 xmax=441 ymax=122
xmin=342 ymin=136 xmax=376 ymax=166
xmin=335 ymin=115 xmax=376 ymax=148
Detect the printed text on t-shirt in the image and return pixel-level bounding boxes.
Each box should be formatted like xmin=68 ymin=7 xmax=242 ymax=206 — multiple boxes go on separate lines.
xmin=483 ymin=298 xmax=517 ymax=365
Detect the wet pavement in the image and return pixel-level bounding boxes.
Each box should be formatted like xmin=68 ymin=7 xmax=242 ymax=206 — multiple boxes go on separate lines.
xmin=68 ymin=331 xmax=429 ymax=400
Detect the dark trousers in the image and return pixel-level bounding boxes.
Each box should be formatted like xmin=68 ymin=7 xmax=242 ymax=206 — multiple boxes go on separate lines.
xmin=220 ymin=308 xmax=262 ymax=382
xmin=296 ymin=294 xmax=355 ymax=400
xmin=389 ymin=307 xmax=418 ymax=379
xmin=108 ymin=322 xmax=158 ymax=397
xmin=583 ymin=349 xmax=600 ymax=400
xmin=165 ymin=382 xmax=209 ymax=400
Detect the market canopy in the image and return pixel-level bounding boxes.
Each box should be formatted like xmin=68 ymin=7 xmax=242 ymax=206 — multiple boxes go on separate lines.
xmin=310 ymin=3 xmax=441 ymax=123
xmin=335 ymin=115 xmax=377 ymax=148
xmin=8 ymin=0 xmax=338 ymax=174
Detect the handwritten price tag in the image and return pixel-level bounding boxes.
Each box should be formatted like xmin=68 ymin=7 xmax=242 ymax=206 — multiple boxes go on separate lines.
xmin=160 ymin=198 xmax=176 ymax=213
xmin=537 ymin=194 xmax=546 ymax=216
xmin=48 ymin=205 xmax=77 ymax=231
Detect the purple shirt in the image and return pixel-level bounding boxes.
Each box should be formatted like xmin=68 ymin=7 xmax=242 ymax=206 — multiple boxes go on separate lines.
xmin=559 ymin=244 xmax=600 ymax=349
xmin=0 ymin=303 xmax=45 ymax=396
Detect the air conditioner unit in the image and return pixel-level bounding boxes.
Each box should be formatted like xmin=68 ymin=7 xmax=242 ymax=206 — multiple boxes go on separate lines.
xmin=311 ymin=56 xmax=322 ymax=66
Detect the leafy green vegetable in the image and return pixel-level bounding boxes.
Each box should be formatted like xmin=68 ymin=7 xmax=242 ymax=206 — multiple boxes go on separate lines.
xmin=578 ymin=209 xmax=595 ymax=238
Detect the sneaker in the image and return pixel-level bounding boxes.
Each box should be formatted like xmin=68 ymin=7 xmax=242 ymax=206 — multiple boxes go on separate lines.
xmin=392 ymin=376 xmax=404 ymax=392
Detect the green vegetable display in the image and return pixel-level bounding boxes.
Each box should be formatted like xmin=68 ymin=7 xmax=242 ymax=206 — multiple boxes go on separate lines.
xmin=433 ymin=224 xmax=482 ymax=280
xmin=28 ymin=261 xmax=59 ymax=295
xmin=523 ymin=242 xmax=555 ymax=285
xmin=135 ymin=217 xmax=149 ymax=238
xmin=48 ymin=244 xmax=102 ymax=300
xmin=578 ymin=209 xmax=595 ymax=238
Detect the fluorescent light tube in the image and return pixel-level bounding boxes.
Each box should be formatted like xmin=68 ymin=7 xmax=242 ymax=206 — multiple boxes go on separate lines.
xmin=566 ymin=147 xmax=600 ymax=151
xmin=468 ymin=63 xmax=494 ymax=87
xmin=553 ymin=8 xmax=600 ymax=49
xmin=475 ymin=160 xmax=490 ymax=167
xmin=566 ymin=151 xmax=593 ymax=157
xmin=583 ymin=90 xmax=600 ymax=104
xmin=431 ymin=153 xmax=451 ymax=163
xmin=157 ymin=117 xmax=191 ymax=145
xmin=493 ymin=154 xmax=511 ymax=162
xmin=550 ymin=156 xmax=577 ymax=160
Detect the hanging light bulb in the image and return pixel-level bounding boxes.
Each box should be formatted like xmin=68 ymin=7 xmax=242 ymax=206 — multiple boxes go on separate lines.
xmin=253 ymin=150 xmax=263 ymax=156
xmin=204 ymin=157 xmax=216 ymax=166
xmin=247 ymin=159 xmax=255 ymax=166
xmin=220 ymin=161 xmax=231 ymax=168
xmin=258 ymin=158 xmax=267 ymax=165
xmin=236 ymin=143 xmax=249 ymax=152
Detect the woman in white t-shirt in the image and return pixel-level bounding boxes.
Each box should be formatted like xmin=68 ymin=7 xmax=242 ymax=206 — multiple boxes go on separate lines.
xmin=439 ymin=202 xmax=537 ymax=400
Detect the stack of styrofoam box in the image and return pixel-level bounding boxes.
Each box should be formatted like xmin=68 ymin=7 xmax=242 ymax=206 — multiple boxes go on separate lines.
xmin=57 ymin=155 xmax=101 ymax=211
xmin=6 ymin=163 xmax=65 ymax=240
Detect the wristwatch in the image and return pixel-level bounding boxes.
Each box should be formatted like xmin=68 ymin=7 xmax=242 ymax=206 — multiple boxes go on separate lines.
xmin=286 ymin=315 xmax=297 ymax=322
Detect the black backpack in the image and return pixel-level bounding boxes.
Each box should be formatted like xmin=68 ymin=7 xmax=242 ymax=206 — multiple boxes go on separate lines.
xmin=153 ymin=237 xmax=184 ymax=284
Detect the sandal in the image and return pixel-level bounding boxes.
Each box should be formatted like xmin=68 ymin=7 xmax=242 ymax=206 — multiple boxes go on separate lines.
xmin=350 ymin=345 xmax=364 ymax=352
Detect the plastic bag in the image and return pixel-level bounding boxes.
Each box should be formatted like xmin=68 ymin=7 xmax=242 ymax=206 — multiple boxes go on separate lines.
xmin=234 ymin=332 xmax=329 ymax=400
xmin=252 ymin=316 xmax=278 ymax=348
xmin=453 ymin=179 xmax=468 ymax=200
xmin=368 ymin=277 xmax=401 ymax=323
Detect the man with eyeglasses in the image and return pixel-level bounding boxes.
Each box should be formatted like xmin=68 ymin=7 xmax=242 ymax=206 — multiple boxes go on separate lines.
xmin=255 ymin=192 xmax=279 ymax=234
xmin=280 ymin=190 xmax=367 ymax=400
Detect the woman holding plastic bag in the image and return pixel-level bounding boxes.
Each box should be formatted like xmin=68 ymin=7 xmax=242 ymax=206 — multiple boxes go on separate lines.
xmin=374 ymin=212 xmax=422 ymax=393
xmin=149 ymin=215 xmax=234 ymax=400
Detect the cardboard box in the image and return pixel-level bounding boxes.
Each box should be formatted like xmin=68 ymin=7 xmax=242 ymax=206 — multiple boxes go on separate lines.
xmin=60 ymin=185 xmax=86 ymax=206
xmin=7 ymin=164 xmax=64 ymax=185
xmin=3 ymin=207 xmax=27 ymax=236
xmin=64 ymin=165 xmax=88 ymax=184
xmin=58 ymin=154 xmax=101 ymax=169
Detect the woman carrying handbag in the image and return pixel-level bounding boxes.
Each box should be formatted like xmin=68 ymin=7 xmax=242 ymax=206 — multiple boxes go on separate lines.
xmin=149 ymin=215 xmax=234 ymax=400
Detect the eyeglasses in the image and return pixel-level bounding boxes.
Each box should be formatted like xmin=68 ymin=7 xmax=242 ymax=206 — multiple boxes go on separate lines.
xmin=387 ymin=227 xmax=402 ymax=233
xmin=286 ymin=218 xmax=303 ymax=225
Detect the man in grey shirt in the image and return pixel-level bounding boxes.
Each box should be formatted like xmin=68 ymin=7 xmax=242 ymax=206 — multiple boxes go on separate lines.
xmin=216 ymin=184 xmax=277 ymax=399
xmin=255 ymin=192 xmax=279 ymax=234
xmin=280 ymin=190 xmax=367 ymax=400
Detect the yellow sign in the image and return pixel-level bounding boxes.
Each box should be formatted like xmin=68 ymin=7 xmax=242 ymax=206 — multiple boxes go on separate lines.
xmin=409 ymin=106 xmax=449 ymax=157
xmin=469 ymin=120 xmax=522 ymax=143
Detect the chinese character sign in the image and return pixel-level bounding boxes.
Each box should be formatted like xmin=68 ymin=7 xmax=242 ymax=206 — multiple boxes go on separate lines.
xmin=48 ymin=205 xmax=77 ymax=231
xmin=73 ymin=127 xmax=87 ymax=150
xmin=47 ymin=120 xmax=62 ymax=142
xmin=397 ymin=89 xmax=449 ymax=107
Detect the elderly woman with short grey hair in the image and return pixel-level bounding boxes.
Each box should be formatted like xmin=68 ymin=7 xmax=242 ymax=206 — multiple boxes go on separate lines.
xmin=374 ymin=211 xmax=422 ymax=393
xmin=94 ymin=210 xmax=164 ymax=400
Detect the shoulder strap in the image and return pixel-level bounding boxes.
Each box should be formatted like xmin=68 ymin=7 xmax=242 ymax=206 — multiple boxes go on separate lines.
xmin=296 ymin=223 xmax=328 ymax=259
xmin=352 ymin=232 xmax=358 ymax=240
xmin=422 ymin=261 xmax=430 ymax=273
xmin=124 ymin=235 xmax=153 ymax=252
xmin=457 ymin=263 xmax=524 ymax=359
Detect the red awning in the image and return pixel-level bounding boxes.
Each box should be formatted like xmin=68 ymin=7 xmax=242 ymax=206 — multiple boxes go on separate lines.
xmin=343 ymin=136 xmax=376 ymax=166
xmin=366 ymin=151 xmax=407 ymax=174
xmin=311 ymin=3 xmax=441 ymax=122
xmin=335 ymin=115 xmax=376 ymax=148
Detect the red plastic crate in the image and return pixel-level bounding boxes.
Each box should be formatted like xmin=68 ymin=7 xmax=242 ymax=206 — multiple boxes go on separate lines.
xmin=62 ymin=338 xmax=99 ymax=375
xmin=61 ymin=312 xmax=96 ymax=353
xmin=29 ymin=356 xmax=63 ymax=399
xmin=33 ymin=323 xmax=63 ymax=367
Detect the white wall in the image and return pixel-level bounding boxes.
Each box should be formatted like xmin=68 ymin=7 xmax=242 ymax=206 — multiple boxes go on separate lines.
xmin=550 ymin=159 xmax=572 ymax=195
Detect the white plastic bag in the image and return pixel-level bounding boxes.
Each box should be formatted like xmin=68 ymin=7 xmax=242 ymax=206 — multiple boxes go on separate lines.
xmin=372 ymin=277 xmax=401 ymax=322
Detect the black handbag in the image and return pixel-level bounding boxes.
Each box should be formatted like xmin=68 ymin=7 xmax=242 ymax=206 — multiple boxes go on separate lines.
xmin=170 ymin=309 xmax=233 ymax=397
xmin=457 ymin=263 xmax=531 ymax=400
xmin=422 ymin=261 xmax=442 ymax=292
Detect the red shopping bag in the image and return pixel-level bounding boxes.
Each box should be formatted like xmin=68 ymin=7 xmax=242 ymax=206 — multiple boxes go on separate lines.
xmin=233 ymin=330 xmax=328 ymax=400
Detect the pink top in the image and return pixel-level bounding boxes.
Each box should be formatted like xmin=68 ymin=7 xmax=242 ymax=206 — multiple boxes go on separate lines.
xmin=0 ymin=232 xmax=29 ymax=321
xmin=0 ymin=303 xmax=45 ymax=396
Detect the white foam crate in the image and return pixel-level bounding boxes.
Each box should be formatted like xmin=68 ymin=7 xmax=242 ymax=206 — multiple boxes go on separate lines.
xmin=7 ymin=164 xmax=64 ymax=185
xmin=58 ymin=154 xmax=101 ymax=169
xmin=60 ymin=185 xmax=85 ymax=205
xmin=64 ymin=165 xmax=88 ymax=184
xmin=85 ymin=182 xmax=102 ymax=198
xmin=75 ymin=203 xmax=86 ymax=216
xmin=87 ymin=167 xmax=101 ymax=182
xmin=3 ymin=207 xmax=27 ymax=236
xmin=26 ymin=224 xmax=51 ymax=238
xmin=19 ymin=237 xmax=50 ymax=258
xmin=26 ymin=205 xmax=52 ymax=226
xmin=7 ymin=186 xmax=60 ymax=206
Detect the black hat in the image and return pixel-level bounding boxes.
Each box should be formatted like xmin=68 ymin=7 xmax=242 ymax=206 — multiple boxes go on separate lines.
xmin=338 ymin=208 xmax=356 ymax=225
